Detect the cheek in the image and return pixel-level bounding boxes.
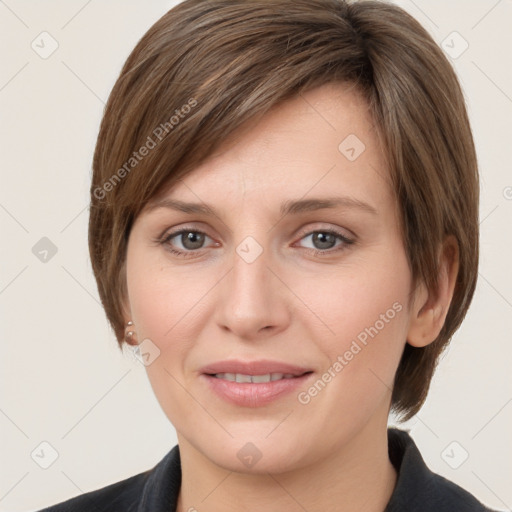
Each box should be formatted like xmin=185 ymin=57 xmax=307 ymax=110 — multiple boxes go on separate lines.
xmin=125 ymin=248 xmax=216 ymax=410
xmin=125 ymin=252 xmax=205 ymax=422
xmin=299 ymin=248 xmax=410 ymax=344
xmin=126 ymin=246 xmax=205 ymax=342
xmin=295 ymin=247 xmax=411 ymax=395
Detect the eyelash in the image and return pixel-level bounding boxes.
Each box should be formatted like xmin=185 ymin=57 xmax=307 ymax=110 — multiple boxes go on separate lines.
xmin=157 ymin=225 xmax=355 ymax=259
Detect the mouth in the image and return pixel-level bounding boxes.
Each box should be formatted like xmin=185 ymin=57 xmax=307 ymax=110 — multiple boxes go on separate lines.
xmin=199 ymin=360 xmax=314 ymax=407
xmin=200 ymin=359 xmax=313 ymax=377
xmin=208 ymin=372 xmax=312 ymax=383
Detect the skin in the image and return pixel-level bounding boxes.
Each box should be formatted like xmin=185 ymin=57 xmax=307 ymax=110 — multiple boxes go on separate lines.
xmin=124 ymin=82 xmax=459 ymax=512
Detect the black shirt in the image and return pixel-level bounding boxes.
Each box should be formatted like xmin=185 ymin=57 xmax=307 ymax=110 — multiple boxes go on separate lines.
xmin=39 ymin=428 xmax=496 ymax=511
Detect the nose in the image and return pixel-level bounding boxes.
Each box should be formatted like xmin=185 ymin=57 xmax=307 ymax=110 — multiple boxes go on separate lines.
xmin=214 ymin=240 xmax=291 ymax=340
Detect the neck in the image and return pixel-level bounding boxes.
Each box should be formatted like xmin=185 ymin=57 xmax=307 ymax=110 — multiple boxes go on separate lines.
xmin=175 ymin=420 xmax=397 ymax=512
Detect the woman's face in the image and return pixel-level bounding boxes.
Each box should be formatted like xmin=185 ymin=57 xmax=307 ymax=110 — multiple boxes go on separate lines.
xmin=126 ymin=83 xmax=417 ymax=472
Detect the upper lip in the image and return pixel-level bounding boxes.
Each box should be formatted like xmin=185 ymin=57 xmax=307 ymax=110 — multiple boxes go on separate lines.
xmin=200 ymin=359 xmax=312 ymax=376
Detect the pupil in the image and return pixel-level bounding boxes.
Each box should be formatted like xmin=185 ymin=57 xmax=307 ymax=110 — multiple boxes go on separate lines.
xmin=314 ymin=232 xmax=335 ymax=249
xmin=183 ymin=232 xmax=204 ymax=249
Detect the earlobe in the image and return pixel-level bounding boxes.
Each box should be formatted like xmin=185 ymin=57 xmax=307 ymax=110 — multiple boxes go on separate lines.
xmin=406 ymin=236 xmax=459 ymax=348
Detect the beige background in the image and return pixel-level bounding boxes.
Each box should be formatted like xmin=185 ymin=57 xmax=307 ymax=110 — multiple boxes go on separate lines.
xmin=0 ymin=1 xmax=511 ymax=511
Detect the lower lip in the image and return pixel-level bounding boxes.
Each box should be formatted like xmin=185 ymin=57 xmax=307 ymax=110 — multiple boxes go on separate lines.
xmin=201 ymin=373 xmax=313 ymax=407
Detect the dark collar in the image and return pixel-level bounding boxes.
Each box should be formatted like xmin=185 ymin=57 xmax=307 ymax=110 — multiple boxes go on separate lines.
xmin=384 ymin=428 xmax=492 ymax=511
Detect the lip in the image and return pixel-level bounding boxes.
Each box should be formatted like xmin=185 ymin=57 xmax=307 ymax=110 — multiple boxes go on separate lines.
xmin=199 ymin=359 xmax=314 ymax=407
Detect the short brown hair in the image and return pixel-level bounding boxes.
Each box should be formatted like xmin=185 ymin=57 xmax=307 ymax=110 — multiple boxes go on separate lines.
xmin=89 ymin=0 xmax=479 ymax=420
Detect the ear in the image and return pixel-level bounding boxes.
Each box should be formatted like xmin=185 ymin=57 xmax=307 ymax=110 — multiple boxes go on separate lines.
xmin=407 ymin=235 xmax=459 ymax=348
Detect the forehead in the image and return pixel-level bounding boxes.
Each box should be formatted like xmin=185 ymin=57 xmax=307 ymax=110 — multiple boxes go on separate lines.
xmin=148 ymin=83 xmax=391 ymax=213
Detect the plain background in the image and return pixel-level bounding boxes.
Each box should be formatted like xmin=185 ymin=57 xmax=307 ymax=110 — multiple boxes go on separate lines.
xmin=0 ymin=1 xmax=511 ymax=511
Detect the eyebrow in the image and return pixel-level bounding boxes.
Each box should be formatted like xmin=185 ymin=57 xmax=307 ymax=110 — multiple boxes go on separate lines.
xmin=147 ymin=196 xmax=378 ymax=218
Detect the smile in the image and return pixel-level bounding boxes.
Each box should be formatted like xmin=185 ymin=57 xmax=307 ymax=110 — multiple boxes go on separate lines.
xmin=211 ymin=372 xmax=297 ymax=382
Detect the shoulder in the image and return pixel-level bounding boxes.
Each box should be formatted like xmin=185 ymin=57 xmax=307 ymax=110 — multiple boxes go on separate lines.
xmin=38 ymin=471 xmax=150 ymax=512
xmin=386 ymin=428 xmax=498 ymax=512
xmin=37 ymin=445 xmax=181 ymax=512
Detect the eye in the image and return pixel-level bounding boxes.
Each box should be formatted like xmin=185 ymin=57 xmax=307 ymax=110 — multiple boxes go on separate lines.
xmin=296 ymin=229 xmax=354 ymax=254
xmin=160 ymin=228 xmax=216 ymax=257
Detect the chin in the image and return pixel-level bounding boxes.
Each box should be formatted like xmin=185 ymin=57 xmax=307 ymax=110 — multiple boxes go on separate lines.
xmin=198 ymin=432 xmax=315 ymax=474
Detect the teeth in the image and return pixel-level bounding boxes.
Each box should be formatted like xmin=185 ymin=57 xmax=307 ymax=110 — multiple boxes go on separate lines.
xmin=251 ymin=374 xmax=272 ymax=383
xmin=214 ymin=373 xmax=296 ymax=382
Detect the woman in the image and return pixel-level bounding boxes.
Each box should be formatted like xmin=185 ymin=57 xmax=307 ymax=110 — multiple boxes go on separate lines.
xmin=40 ymin=0 xmax=496 ymax=510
